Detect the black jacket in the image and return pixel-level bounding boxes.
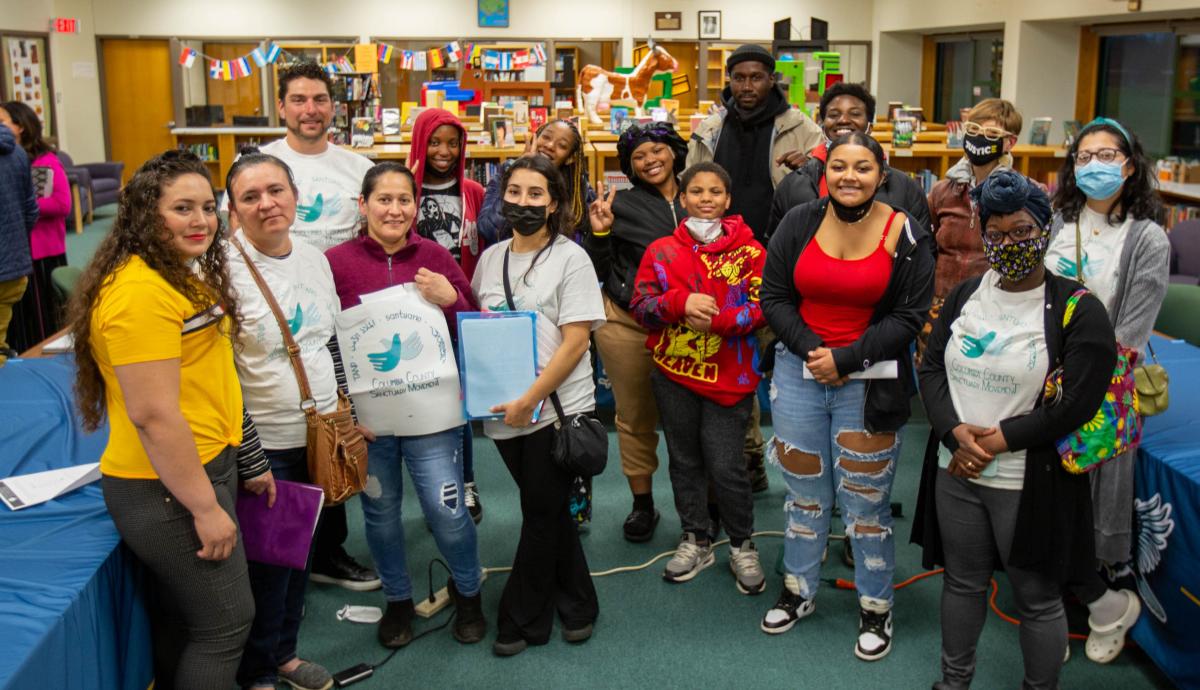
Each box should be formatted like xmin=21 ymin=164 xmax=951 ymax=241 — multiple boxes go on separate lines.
xmin=584 ymin=183 xmax=684 ymax=310
xmin=766 ymin=154 xmax=933 ymax=244
xmin=912 ymin=272 xmax=1117 ymax=583
xmin=714 ymin=86 xmax=791 ymax=243
xmin=761 ymin=197 xmax=935 ymax=432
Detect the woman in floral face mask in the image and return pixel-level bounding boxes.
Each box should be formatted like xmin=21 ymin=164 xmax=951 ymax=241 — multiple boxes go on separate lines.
xmin=914 ymin=169 xmax=1117 ymax=689
xmin=1045 ymin=118 xmax=1169 ymax=664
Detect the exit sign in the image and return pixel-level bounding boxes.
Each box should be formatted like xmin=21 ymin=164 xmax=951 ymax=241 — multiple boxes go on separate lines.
xmin=51 ymin=17 xmax=79 ymax=33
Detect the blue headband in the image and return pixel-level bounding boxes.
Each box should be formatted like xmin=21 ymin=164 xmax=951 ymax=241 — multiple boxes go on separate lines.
xmin=1082 ymin=117 xmax=1132 ymax=148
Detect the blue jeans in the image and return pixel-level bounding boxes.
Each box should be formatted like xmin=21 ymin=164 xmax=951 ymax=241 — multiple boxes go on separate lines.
xmin=769 ymin=346 xmax=901 ymax=606
xmin=360 ymin=426 xmax=480 ymax=601
xmin=237 ymin=447 xmax=310 ymax=688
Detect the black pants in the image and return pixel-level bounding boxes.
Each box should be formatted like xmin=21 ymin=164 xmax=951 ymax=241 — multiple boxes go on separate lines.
xmin=312 ymin=502 xmax=347 ymax=561
xmin=494 ymin=425 xmax=598 ymax=644
xmin=236 ymin=447 xmax=311 ymax=688
xmin=650 ymin=370 xmax=755 ymax=543
xmin=101 ymin=447 xmax=255 ymax=690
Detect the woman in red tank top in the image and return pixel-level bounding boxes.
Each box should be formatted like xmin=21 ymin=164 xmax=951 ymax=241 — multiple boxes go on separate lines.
xmin=757 ymin=132 xmax=935 ymax=662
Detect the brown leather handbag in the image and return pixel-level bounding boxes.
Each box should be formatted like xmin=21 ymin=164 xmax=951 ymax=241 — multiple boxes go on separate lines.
xmin=233 ymin=239 xmax=368 ymax=505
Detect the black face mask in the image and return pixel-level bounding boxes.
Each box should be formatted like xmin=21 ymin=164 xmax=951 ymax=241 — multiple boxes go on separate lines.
xmin=828 ymin=180 xmax=880 ymax=223
xmin=963 ymin=134 xmax=1003 ymax=166
xmin=502 ymin=201 xmax=548 ymax=236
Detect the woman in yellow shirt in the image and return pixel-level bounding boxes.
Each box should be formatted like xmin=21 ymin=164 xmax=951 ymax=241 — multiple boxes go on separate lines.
xmin=68 ymin=150 xmax=253 ymax=689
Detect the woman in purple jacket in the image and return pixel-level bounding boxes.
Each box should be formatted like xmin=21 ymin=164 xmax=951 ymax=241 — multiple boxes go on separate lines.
xmin=324 ymin=161 xmax=484 ymax=649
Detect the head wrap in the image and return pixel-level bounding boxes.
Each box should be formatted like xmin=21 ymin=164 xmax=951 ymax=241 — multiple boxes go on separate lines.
xmin=617 ymin=121 xmax=687 ymax=185
xmin=970 ymin=168 xmax=1052 ymax=230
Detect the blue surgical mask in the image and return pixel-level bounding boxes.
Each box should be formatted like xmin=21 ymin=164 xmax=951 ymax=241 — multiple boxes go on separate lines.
xmin=1075 ymin=160 xmax=1125 ymax=200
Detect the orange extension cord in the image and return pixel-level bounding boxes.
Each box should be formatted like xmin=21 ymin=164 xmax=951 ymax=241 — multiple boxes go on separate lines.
xmin=825 ymin=569 xmax=1107 ymax=642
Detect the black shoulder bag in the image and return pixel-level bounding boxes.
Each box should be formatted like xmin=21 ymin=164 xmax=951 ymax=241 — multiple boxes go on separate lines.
xmin=502 ymin=246 xmax=608 ymax=477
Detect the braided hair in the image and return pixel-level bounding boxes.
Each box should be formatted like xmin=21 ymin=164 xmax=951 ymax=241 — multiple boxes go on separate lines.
xmin=535 ymin=119 xmax=587 ymax=230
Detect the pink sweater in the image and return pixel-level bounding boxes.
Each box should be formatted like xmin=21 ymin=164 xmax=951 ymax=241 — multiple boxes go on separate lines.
xmin=31 ymin=152 xmax=70 ymax=260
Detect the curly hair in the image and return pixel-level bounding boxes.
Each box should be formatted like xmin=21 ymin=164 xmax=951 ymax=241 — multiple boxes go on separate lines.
xmin=277 ymin=61 xmax=333 ymax=102
xmin=818 ymin=82 xmax=876 ymax=123
xmin=1 ymin=100 xmax=53 ymax=160
xmin=500 ymin=155 xmax=571 ymax=285
xmin=1051 ymin=121 xmax=1160 ymax=226
xmin=68 ymin=150 xmax=240 ymax=432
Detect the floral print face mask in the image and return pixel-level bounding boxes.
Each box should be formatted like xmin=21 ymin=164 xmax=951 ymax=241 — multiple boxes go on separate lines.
xmin=982 ymin=234 xmax=1048 ymax=282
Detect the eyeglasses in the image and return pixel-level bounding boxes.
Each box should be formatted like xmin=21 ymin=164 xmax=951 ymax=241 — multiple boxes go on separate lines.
xmin=1074 ymin=148 xmax=1124 ymax=166
xmin=963 ymin=121 xmax=1014 ymax=140
xmin=983 ymin=224 xmax=1041 ymax=245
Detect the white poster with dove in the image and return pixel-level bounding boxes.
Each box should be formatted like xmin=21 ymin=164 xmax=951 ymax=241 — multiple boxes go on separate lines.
xmin=335 ymin=283 xmax=465 ymax=436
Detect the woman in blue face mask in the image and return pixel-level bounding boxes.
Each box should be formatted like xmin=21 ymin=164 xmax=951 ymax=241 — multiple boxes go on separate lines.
xmin=1045 ymin=118 xmax=1170 ymax=664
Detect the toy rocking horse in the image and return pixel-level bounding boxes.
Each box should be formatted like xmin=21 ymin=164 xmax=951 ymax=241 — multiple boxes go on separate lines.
xmin=577 ymin=44 xmax=679 ymax=124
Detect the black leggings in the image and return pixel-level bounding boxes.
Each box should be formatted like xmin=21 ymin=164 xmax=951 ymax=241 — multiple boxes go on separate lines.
xmin=102 ymin=447 xmax=255 ymax=690
xmin=493 ymin=425 xmax=598 ymax=644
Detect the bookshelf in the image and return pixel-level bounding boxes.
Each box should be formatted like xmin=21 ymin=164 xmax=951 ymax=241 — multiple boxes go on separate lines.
xmin=271 ymin=43 xmax=381 ymax=145
xmin=552 ymin=45 xmax=579 ymax=103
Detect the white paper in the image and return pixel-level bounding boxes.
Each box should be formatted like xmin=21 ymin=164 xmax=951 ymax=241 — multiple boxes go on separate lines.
xmin=42 ymin=332 xmax=74 ymax=353
xmin=335 ymin=283 xmax=465 ymax=436
xmin=0 ymin=462 xmax=101 ymax=511
xmin=802 ymin=359 xmax=898 ymax=380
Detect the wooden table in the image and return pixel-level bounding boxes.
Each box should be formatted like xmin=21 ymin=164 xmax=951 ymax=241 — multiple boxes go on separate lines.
xmin=589 ymin=142 xmax=619 ymax=185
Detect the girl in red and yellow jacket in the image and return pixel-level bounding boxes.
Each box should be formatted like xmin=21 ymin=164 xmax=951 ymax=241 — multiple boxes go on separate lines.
xmin=630 ymin=161 xmax=768 ymax=594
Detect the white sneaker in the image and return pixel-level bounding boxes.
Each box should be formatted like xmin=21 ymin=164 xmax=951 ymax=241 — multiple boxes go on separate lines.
xmin=760 ymin=575 xmax=815 ymax=634
xmin=662 ymin=533 xmax=715 ymax=583
xmin=855 ymin=606 xmax=893 ymax=661
xmin=729 ymin=542 xmax=765 ymax=595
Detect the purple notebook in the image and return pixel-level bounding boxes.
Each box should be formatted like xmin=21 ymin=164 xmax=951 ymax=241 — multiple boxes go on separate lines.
xmin=236 ymin=479 xmax=324 ymax=570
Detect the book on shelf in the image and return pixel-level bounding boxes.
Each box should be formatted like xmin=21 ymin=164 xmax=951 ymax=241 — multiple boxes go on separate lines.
xmin=381 ymin=108 xmax=401 ymax=136
xmin=603 ymin=171 xmax=633 ymax=192
xmin=351 ymin=117 xmax=374 ymax=148
xmin=650 ymin=107 xmax=669 ymax=123
xmin=512 ymin=101 xmax=529 ymax=125
xmin=946 ymin=120 xmax=964 ymax=148
xmin=698 ymin=100 xmax=715 ymax=116
xmin=554 ymin=101 xmax=574 ymax=120
xmin=1029 ymin=117 xmax=1052 ymax=146
xmin=1063 ymin=120 xmax=1082 ymax=148
xmin=610 ymin=107 xmax=631 ymax=135
xmin=403 ymin=106 xmax=427 ymax=128
xmin=892 ymin=118 xmax=915 ymax=148
xmin=490 ymin=117 xmax=515 ymax=148
xmin=426 ymin=90 xmax=446 ymax=111
xmin=659 ymin=98 xmax=680 ymax=123
xmin=530 ymin=107 xmax=548 ymax=132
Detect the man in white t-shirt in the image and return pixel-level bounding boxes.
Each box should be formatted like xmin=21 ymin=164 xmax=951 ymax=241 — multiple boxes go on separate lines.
xmin=226 ymin=62 xmax=374 ymax=254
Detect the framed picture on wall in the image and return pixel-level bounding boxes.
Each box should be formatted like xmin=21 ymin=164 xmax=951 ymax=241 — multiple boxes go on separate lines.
xmin=478 ymin=0 xmax=510 ymax=28
xmin=698 ymin=11 xmax=721 ymax=40
xmin=655 ymin=12 xmax=681 ymax=31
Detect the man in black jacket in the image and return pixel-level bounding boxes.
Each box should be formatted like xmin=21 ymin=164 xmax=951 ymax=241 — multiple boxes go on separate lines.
xmin=0 ymin=124 xmax=37 ymax=365
xmin=765 ymin=83 xmax=931 ymax=243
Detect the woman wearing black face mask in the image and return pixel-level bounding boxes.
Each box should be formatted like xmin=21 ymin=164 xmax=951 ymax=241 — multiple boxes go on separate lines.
xmin=470 ymin=155 xmax=605 ymax=656
xmin=758 ymin=132 xmax=934 ymax=660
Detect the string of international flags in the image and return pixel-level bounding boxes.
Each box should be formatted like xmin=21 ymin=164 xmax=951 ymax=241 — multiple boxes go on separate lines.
xmin=178 ymin=39 xmax=548 ymax=81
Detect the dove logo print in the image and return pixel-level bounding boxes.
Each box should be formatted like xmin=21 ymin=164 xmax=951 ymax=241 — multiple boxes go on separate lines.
xmin=367 ymin=332 xmax=424 ymax=372
xmin=959 ymin=330 xmax=997 ymax=359
xmin=287 ymin=304 xmax=304 ymax=335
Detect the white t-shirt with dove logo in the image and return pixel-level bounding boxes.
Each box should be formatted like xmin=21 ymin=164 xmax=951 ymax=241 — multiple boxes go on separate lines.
xmin=1044 ymin=206 xmax=1131 ymax=314
xmin=228 ymin=230 xmax=341 ymax=449
xmin=942 ymin=272 xmax=1048 ymax=490
xmin=257 ymin=139 xmax=374 ymax=252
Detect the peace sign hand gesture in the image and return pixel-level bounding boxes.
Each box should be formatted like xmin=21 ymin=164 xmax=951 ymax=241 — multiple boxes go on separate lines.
xmin=589 ymin=180 xmax=617 ymax=234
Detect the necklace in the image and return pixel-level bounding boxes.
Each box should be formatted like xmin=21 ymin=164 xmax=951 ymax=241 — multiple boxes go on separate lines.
xmin=840 ymin=203 xmax=874 ymax=226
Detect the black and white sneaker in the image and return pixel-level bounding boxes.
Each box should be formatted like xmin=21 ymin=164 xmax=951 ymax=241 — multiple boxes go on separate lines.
xmin=855 ymin=606 xmax=893 ymax=661
xmin=465 ymin=482 xmax=482 ymax=525
xmin=760 ymin=576 xmax=815 ymax=634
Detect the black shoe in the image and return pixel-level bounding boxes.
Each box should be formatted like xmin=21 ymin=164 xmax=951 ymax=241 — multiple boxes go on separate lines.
xmin=378 ymin=599 xmax=415 ymax=648
xmin=563 ymin=623 xmax=593 ymax=644
xmin=749 ymin=456 xmax=769 ymax=493
xmin=855 ymin=606 xmax=894 ymax=661
xmin=623 ymin=507 xmax=659 ymax=543
xmin=760 ymin=582 xmax=815 ymax=634
xmin=492 ymin=637 xmax=528 ymax=657
xmin=465 ymin=482 xmax=482 ymax=525
xmin=449 ymin=578 xmax=486 ymax=644
xmin=841 ymin=537 xmax=855 ymax=567
xmin=310 ymin=548 xmax=382 ymax=591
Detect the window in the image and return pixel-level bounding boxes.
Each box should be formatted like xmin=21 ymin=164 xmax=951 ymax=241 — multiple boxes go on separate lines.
xmin=933 ymin=33 xmax=1003 ymax=123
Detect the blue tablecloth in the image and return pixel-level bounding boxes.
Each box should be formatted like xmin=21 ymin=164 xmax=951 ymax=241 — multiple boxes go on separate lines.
xmin=1130 ymin=336 xmax=1200 ymax=689
xmin=0 ymin=356 xmax=152 ymax=690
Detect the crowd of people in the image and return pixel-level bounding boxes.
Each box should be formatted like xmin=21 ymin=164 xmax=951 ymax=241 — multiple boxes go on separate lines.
xmin=0 ymin=46 xmax=1167 ymax=689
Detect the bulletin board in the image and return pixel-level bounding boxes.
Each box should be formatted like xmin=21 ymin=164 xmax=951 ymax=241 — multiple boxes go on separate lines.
xmin=2 ymin=36 xmax=53 ymax=137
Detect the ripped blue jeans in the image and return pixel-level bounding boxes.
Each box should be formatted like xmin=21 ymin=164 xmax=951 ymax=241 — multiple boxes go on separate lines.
xmin=360 ymin=425 xmax=481 ymax=601
xmin=769 ymin=346 xmax=900 ymax=606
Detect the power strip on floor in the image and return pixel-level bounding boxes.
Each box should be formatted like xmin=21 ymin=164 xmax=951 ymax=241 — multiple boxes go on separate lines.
xmin=414 ymin=587 xmax=450 ymax=618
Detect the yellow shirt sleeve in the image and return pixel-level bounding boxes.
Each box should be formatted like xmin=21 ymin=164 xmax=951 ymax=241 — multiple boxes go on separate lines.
xmin=100 ymin=279 xmax=187 ymax=366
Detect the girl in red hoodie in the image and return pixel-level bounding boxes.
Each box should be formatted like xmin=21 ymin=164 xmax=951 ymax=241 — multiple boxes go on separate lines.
xmin=408 ymin=108 xmax=486 ymax=281
xmin=630 ymin=161 xmax=767 ymax=594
